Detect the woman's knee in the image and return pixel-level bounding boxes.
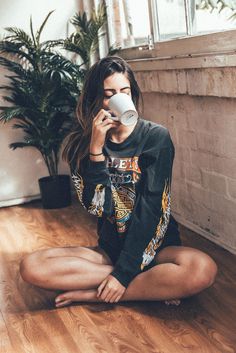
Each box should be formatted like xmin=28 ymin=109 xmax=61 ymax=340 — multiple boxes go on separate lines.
xmin=185 ymin=252 xmax=218 ymax=296
xmin=20 ymin=247 xmax=61 ymax=282
xmin=20 ymin=250 xmax=46 ymax=285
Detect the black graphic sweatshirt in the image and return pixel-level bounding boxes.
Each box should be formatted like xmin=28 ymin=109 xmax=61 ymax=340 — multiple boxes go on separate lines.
xmin=71 ymin=118 xmax=175 ymax=288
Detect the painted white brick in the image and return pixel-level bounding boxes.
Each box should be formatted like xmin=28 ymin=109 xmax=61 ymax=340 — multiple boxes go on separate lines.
xmin=186 ymin=165 xmax=202 ymax=185
xmin=201 ymin=170 xmax=227 ymax=194
xmin=226 ymin=178 xmax=236 ymax=199
xmin=141 ymin=87 xmax=236 ymax=253
xmin=186 ymin=182 xmax=212 ymax=209
xmin=209 ymin=192 xmax=236 ymax=224
xmin=177 ymin=129 xmax=197 ymax=150
xmin=138 ymin=67 xmax=236 ymax=97
xmin=196 ymin=133 xmax=224 ymax=157
xmin=190 ymin=150 xmax=236 ymax=179
xmin=222 ymin=137 xmax=236 ymax=159
xmin=187 ymin=68 xmax=236 ymax=97
xmin=173 ymin=161 xmax=186 ymax=181
xmin=175 ymin=146 xmax=191 ymax=162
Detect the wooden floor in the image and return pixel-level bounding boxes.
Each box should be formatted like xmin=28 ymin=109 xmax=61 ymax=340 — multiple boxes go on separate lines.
xmin=0 ymin=199 xmax=235 ymax=353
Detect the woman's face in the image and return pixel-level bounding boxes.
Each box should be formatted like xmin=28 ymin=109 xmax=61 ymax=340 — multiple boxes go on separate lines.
xmin=102 ymin=72 xmax=131 ymax=111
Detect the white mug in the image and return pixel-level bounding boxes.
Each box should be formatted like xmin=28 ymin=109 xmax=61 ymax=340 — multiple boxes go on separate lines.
xmin=108 ymin=93 xmax=138 ymax=126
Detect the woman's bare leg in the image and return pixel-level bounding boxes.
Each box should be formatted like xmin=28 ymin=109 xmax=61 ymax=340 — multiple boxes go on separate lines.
xmin=20 ymin=245 xmax=217 ymax=307
xmin=53 ymin=246 xmax=217 ymax=307
xmin=20 ymin=246 xmax=114 ymax=291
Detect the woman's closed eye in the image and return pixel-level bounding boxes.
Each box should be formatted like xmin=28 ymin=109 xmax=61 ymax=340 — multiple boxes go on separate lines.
xmin=121 ymin=88 xmax=131 ymax=95
xmin=103 ymin=87 xmax=131 ymax=100
xmin=103 ymin=95 xmax=113 ymax=100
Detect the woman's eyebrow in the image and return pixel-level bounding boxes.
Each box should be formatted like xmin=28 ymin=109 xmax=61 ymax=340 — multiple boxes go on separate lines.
xmin=104 ymin=86 xmax=131 ymax=92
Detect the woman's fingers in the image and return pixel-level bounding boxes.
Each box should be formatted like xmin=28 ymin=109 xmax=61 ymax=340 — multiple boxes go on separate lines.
xmin=93 ymin=111 xmax=118 ymax=131
xmin=114 ymin=294 xmax=123 ymax=303
xmin=101 ymin=287 xmax=124 ymax=303
xmin=94 ymin=109 xmax=111 ymax=125
xmin=103 ymin=290 xmax=114 ymax=303
xmin=94 ymin=109 xmax=119 ymax=127
xmin=90 ymin=109 xmax=119 ymax=151
xmin=97 ymin=279 xmax=107 ymax=297
xmin=97 ymin=276 xmax=126 ymax=303
xmin=109 ymin=292 xmax=121 ymax=303
xmin=100 ymin=286 xmax=111 ymax=301
xmin=105 ymin=287 xmax=123 ymax=303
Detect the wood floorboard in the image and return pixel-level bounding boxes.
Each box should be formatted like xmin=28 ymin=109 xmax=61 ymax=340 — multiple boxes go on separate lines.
xmin=0 ymin=310 xmax=14 ymax=353
xmin=0 ymin=200 xmax=235 ymax=353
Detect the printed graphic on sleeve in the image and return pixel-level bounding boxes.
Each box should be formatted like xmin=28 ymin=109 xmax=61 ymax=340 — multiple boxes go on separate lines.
xmin=71 ymin=173 xmax=86 ymax=209
xmin=88 ymin=184 xmax=105 ymax=217
xmin=141 ymin=179 xmax=171 ymax=270
xmin=72 ymin=173 xmax=105 ymax=217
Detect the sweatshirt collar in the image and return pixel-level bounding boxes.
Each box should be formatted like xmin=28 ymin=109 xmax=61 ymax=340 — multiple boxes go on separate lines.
xmin=106 ymin=118 xmax=142 ymax=151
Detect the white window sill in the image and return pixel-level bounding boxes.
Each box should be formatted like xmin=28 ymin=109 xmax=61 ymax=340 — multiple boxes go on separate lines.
xmin=120 ymin=29 xmax=236 ymax=70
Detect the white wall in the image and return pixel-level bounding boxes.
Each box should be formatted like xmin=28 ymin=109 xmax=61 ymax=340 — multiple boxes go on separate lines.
xmin=0 ymin=0 xmax=78 ymax=207
xmin=133 ymin=66 xmax=236 ymax=255
xmin=0 ymin=0 xmax=77 ymax=41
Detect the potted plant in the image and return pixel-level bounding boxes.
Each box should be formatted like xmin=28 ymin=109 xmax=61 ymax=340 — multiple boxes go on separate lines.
xmin=0 ymin=4 xmax=110 ymax=209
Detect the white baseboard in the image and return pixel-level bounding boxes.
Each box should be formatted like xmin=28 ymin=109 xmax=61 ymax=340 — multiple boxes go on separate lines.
xmin=0 ymin=188 xmax=77 ymax=208
xmin=0 ymin=194 xmax=41 ymax=208
xmin=173 ymin=212 xmax=236 ymax=256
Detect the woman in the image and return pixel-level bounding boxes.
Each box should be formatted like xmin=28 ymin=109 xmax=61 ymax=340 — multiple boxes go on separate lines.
xmin=20 ymin=56 xmax=217 ymax=308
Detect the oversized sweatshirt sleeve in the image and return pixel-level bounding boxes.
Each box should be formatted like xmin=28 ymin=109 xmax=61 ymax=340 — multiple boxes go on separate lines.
xmin=71 ymin=158 xmax=113 ymax=217
xmin=111 ymin=128 xmax=174 ymax=287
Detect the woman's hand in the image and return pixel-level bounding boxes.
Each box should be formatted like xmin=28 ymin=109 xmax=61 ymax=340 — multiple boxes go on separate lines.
xmin=90 ymin=109 xmax=118 ymax=154
xmin=97 ymin=275 xmax=126 ymax=303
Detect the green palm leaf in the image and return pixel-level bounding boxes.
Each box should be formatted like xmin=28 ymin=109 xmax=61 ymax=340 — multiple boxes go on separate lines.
xmin=0 ymin=7 xmax=111 ymax=176
xmin=3 ymin=27 xmax=33 ymax=49
xmin=40 ymin=39 xmax=64 ymax=51
xmin=0 ymin=57 xmax=28 ymax=77
xmin=0 ymin=40 xmax=36 ymax=68
xmin=35 ymin=11 xmax=55 ymax=44
xmin=0 ymin=107 xmax=26 ymax=122
xmin=65 ymin=0 xmax=107 ymax=67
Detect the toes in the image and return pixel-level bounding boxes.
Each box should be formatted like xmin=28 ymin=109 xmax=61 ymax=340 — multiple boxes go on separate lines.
xmin=55 ymin=290 xmax=82 ymax=308
xmin=55 ymin=291 xmax=74 ymax=303
xmin=55 ymin=299 xmax=72 ymax=308
xmin=164 ymin=299 xmax=181 ymax=306
xmin=55 ymin=293 xmax=71 ymax=307
xmin=55 ymin=295 xmax=66 ymax=304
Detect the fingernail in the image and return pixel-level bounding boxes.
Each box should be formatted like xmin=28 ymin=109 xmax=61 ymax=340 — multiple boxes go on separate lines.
xmin=56 ymin=300 xmax=64 ymax=306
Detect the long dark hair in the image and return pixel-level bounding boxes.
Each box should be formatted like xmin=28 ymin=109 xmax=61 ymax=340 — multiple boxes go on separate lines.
xmin=62 ymin=56 xmax=142 ymax=168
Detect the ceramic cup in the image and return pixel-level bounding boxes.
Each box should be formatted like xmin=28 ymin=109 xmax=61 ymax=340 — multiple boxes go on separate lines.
xmin=108 ymin=93 xmax=138 ymax=126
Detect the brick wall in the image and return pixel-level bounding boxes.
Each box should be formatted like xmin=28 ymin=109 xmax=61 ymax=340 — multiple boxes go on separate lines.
xmin=134 ymin=67 xmax=236 ymax=254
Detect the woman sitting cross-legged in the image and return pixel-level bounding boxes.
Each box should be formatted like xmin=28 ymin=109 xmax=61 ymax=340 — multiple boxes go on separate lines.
xmin=20 ymin=56 xmax=217 ymax=308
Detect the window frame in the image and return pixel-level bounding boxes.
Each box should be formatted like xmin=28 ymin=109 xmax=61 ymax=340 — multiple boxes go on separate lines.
xmin=106 ymin=0 xmax=236 ymax=69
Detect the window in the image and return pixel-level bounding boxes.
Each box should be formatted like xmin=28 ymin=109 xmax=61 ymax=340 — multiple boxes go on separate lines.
xmin=155 ymin=0 xmax=187 ymax=40
xmin=121 ymin=0 xmax=151 ymax=46
xmin=155 ymin=0 xmax=236 ymax=41
xmin=195 ymin=0 xmax=236 ymax=34
xmin=106 ymin=0 xmax=151 ymax=47
xmin=106 ymin=0 xmax=236 ymax=49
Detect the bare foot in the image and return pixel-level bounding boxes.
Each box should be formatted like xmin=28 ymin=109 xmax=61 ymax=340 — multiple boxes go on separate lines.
xmin=164 ymin=299 xmax=181 ymax=306
xmin=55 ymin=290 xmax=181 ymax=308
xmin=55 ymin=289 xmax=100 ymax=308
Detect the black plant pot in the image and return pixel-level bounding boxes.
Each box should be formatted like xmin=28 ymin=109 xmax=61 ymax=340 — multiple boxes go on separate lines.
xmin=38 ymin=174 xmax=71 ymax=209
